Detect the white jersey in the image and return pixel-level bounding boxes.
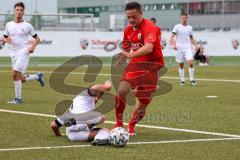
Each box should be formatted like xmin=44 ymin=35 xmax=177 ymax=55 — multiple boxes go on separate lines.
xmin=4 ymin=21 xmax=37 ymax=55
xmin=70 ymin=89 xmax=96 ymax=114
xmin=172 ymin=24 xmax=193 ymax=50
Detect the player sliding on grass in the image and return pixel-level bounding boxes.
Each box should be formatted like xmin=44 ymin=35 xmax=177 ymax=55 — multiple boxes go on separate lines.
xmin=50 ymin=80 xmax=112 ymax=146
xmin=1 ymin=2 xmax=44 ymax=104
xmin=170 ymin=13 xmax=198 ymax=86
xmin=113 ymin=2 xmax=164 ymax=135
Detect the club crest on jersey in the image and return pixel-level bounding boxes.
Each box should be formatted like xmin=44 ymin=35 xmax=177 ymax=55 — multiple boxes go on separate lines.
xmin=80 ymin=38 xmax=89 ymax=50
xmin=232 ymin=39 xmax=239 ymax=50
xmin=137 ymin=33 xmax=142 ymax=40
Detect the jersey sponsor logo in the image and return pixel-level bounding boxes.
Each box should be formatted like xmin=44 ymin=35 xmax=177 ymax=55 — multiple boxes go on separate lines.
xmin=131 ymin=43 xmax=143 ymax=50
xmin=232 ymin=39 xmax=239 ymax=50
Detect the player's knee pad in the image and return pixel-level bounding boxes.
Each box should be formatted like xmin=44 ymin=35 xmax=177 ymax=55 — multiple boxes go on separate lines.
xmin=67 ymin=131 xmax=90 ymax=142
xmin=94 ymin=128 xmax=110 ymax=141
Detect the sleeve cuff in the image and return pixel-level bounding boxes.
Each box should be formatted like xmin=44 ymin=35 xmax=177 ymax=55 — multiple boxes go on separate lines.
xmin=32 ymin=34 xmax=38 ymax=38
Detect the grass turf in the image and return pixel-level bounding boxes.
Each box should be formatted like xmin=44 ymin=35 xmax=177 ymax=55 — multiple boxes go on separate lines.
xmin=0 ymin=63 xmax=240 ymax=160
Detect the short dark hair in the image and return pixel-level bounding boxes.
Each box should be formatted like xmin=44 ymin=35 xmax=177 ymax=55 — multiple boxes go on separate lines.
xmin=125 ymin=2 xmax=142 ymax=12
xmin=14 ymin=2 xmax=25 ymax=9
xmin=181 ymin=13 xmax=188 ymax=17
xmin=150 ymin=18 xmax=156 ymax=22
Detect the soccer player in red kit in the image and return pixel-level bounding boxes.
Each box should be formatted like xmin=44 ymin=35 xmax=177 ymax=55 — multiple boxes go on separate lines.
xmin=113 ymin=2 xmax=164 ymax=135
xmin=150 ymin=18 xmax=161 ymax=40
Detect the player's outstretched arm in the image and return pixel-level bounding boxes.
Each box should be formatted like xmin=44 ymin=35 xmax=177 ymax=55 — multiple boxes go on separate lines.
xmin=89 ymin=80 xmax=112 ymax=95
xmin=50 ymin=120 xmax=62 ymax=136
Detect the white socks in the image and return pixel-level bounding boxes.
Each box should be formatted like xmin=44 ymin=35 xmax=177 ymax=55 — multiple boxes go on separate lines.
xmin=14 ymin=80 xmax=22 ymax=99
xmin=179 ymin=67 xmax=195 ymax=81
xmin=25 ymin=74 xmax=39 ymax=81
xmin=189 ymin=67 xmax=195 ymax=81
xmin=13 ymin=74 xmax=40 ymax=100
xmin=179 ymin=68 xmax=185 ymax=82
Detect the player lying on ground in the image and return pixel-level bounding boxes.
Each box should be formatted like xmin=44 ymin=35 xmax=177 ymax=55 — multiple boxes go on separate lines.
xmin=170 ymin=13 xmax=198 ymax=86
xmin=50 ymin=80 xmax=112 ymax=145
xmin=1 ymin=2 xmax=44 ymax=104
xmin=113 ymin=2 xmax=165 ymax=136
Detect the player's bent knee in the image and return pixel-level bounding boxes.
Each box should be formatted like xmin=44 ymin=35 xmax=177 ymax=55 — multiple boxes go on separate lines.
xmin=12 ymin=73 xmax=18 ymax=80
xmin=12 ymin=70 xmax=21 ymax=81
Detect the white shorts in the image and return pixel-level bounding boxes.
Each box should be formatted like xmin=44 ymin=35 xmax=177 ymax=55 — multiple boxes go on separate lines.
xmin=11 ymin=53 xmax=29 ymax=74
xmin=66 ymin=127 xmax=90 ymax=142
xmin=175 ymin=49 xmax=193 ymax=63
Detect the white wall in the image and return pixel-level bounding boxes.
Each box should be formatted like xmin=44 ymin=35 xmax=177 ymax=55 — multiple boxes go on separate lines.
xmin=0 ymin=0 xmax=57 ymax=13
xmin=0 ymin=31 xmax=239 ymax=57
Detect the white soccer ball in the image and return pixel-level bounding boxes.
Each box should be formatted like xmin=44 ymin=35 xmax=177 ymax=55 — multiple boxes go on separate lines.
xmin=109 ymin=127 xmax=129 ymax=147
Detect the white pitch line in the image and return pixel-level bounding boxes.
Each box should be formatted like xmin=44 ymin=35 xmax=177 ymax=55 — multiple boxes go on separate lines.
xmin=0 ymin=137 xmax=240 ymax=152
xmin=0 ymin=144 xmax=91 ymax=152
xmin=206 ymin=95 xmax=218 ymax=98
xmin=0 ymin=70 xmax=240 ymax=83
xmin=128 ymin=137 xmax=240 ymax=145
xmin=162 ymin=76 xmax=240 ymax=83
xmin=1 ymin=109 xmax=240 ymax=138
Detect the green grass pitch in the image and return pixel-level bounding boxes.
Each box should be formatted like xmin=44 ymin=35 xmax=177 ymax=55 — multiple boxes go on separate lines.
xmin=0 ymin=59 xmax=240 ymax=159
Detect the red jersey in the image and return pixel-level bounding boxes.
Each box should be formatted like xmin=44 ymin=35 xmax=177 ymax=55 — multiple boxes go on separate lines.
xmin=156 ymin=26 xmax=161 ymax=37
xmin=122 ymin=18 xmax=164 ymax=65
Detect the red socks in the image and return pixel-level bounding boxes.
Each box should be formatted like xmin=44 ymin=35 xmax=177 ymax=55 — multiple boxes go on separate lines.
xmin=128 ymin=109 xmax=145 ymax=128
xmin=115 ymin=94 xmax=126 ymax=126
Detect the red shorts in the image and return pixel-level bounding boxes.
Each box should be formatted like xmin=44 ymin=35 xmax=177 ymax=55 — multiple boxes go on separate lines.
xmin=121 ymin=62 xmax=162 ymax=104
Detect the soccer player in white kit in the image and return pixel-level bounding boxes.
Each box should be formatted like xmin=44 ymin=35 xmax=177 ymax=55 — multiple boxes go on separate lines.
xmin=50 ymin=80 xmax=112 ymax=146
xmin=1 ymin=2 xmax=44 ymax=104
xmin=170 ymin=13 xmax=198 ymax=86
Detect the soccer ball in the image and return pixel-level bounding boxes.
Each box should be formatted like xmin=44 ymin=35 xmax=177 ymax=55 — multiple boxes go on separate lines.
xmin=109 ymin=127 xmax=129 ymax=147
